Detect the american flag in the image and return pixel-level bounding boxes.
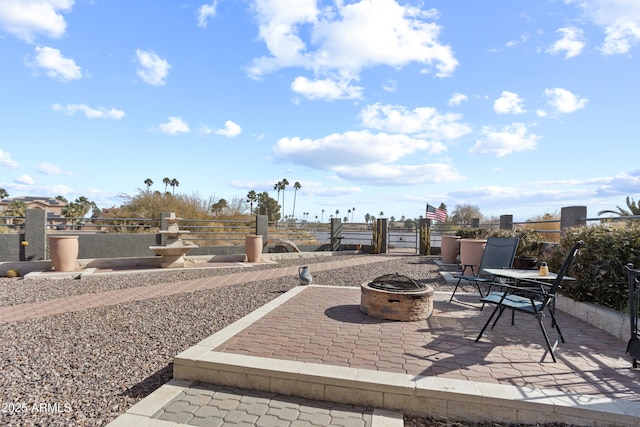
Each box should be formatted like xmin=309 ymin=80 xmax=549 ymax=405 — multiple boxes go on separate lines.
xmin=426 ymin=204 xmax=447 ymax=222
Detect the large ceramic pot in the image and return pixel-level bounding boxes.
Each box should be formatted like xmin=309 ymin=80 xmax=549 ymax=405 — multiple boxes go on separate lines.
xmin=245 ymin=235 xmax=263 ymax=263
xmin=48 ymin=235 xmax=79 ymax=272
xmin=440 ymin=235 xmax=461 ymax=264
xmin=459 ymin=239 xmax=487 ymax=275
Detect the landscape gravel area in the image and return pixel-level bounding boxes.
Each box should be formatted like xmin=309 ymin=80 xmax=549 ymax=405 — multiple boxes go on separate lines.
xmin=0 ymin=254 xmax=568 ymax=427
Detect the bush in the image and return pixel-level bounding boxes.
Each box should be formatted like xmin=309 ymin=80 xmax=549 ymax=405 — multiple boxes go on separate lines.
xmin=554 ymin=223 xmax=640 ymax=311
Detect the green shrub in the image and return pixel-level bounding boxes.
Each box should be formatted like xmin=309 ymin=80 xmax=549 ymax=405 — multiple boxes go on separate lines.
xmin=554 ymin=223 xmax=640 ymax=311
xmin=455 ymin=228 xmax=488 ymax=239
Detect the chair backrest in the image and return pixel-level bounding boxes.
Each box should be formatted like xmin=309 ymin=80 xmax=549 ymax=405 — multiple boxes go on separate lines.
xmin=541 ymin=240 xmax=584 ymax=308
xmin=478 ymin=237 xmax=519 ymax=276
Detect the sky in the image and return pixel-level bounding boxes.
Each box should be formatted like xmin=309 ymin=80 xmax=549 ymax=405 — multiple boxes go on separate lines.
xmin=1 ymin=0 xmax=640 ymax=223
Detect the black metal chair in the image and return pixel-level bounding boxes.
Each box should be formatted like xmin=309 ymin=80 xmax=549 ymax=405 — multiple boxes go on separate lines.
xmin=449 ymin=237 xmax=519 ymax=303
xmin=475 ymin=240 xmax=584 ymax=362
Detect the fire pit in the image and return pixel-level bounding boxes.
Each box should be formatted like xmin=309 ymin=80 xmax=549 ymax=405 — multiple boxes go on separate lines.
xmin=360 ymin=273 xmax=434 ymax=321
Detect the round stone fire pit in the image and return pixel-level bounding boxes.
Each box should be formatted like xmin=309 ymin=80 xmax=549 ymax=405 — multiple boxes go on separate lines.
xmin=360 ymin=273 xmax=434 ymax=321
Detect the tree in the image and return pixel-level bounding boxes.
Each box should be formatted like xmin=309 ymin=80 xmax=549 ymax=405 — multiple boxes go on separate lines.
xmin=280 ymin=178 xmax=289 ymax=221
xmin=257 ymin=191 xmax=280 ymax=222
xmin=379 ymin=211 xmax=384 ymax=217
xmin=211 ymin=198 xmax=228 ymax=215
xmin=170 ymin=178 xmax=179 ymax=195
xmin=144 ymin=178 xmax=153 ymax=192
xmin=74 ymin=196 xmax=93 ymax=219
xmin=321 ymin=209 xmax=324 ymax=222
xmin=62 ymin=202 xmax=83 ymax=225
xmin=365 ymin=213 xmax=371 ymax=224
xmin=292 ymin=181 xmax=301 ymax=218
xmin=598 ymin=196 xmax=640 ymax=216
xmin=351 ymin=207 xmax=355 ymax=222
xmin=7 ymin=200 xmax=26 ymax=224
xmin=0 ymin=188 xmax=8 ymax=199
xmin=449 ymin=203 xmax=483 ymax=225
xmin=55 ymin=195 xmax=68 ymax=203
xmin=246 ymin=190 xmax=258 ymax=214
xmin=163 ymin=177 xmax=171 ymax=193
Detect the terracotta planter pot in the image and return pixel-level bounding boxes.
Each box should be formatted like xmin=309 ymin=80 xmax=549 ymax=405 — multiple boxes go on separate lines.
xmin=48 ymin=235 xmax=79 ymax=272
xmin=440 ymin=235 xmax=461 ymax=264
xmin=245 ymin=235 xmax=263 ymax=263
xmin=459 ymin=239 xmax=487 ymax=274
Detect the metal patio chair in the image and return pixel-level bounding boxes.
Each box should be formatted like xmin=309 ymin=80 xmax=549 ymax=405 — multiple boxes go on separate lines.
xmin=475 ymin=240 xmax=584 ymax=362
xmin=449 ymin=237 xmax=519 ymax=304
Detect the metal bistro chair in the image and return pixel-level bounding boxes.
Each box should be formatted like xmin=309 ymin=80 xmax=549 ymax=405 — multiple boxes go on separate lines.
xmin=449 ymin=237 xmax=519 ymax=304
xmin=475 ymin=240 xmax=584 ymax=362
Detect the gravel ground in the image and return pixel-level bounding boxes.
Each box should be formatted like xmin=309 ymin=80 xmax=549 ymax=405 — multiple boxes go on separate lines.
xmin=0 ymin=255 xmax=569 ymax=427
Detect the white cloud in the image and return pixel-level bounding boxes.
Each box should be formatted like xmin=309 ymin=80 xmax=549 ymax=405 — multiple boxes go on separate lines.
xmin=505 ymin=33 xmax=530 ymax=48
xmin=573 ymin=0 xmax=640 ymax=55
xmin=291 ymin=76 xmax=363 ymax=100
xmin=272 ymin=129 xmax=447 ymax=182
xmin=136 ymin=49 xmax=171 ymax=86
xmin=0 ymin=0 xmax=74 ymax=43
xmin=448 ymin=92 xmax=468 ymax=106
xmin=470 ymin=123 xmax=539 ymax=157
xmin=37 ymin=162 xmax=64 ymax=175
xmin=0 ymin=150 xmax=19 ymax=168
xmin=493 ymin=91 xmax=526 ymax=114
xmin=197 ymin=1 xmax=217 ymax=28
xmin=382 ymin=79 xmax=397 ymax=92
xmin=547 ymin=27 xmax=585 ymax=58
xmin=52 ymin=103 xmax=124 ymax=119
xmin=359 ymin=103 xmax=471 ymax=140
xmin=544 ymin=88 xmax=588 ymax=113
xmin=157 ymin=116 xmax=190 ymax=134
xmin=215 ymin=120 xmax=242 ymax=137
xmin=14 ymin=174 xmax=34 ymax=185
xmin=29 ymin=46 xmax=82 ymax=81
xmin=332 ymin=162 xmax=465 ymax=185
xmin=249 ymin=0 xmax=458 ymax=96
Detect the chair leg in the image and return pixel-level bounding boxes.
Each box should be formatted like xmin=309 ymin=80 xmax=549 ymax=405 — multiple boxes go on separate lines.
xmin=548 ymin=310 xmax=565 ymax=343
xmin=475 ymin=303 xmax=502 ymax=342
xmin=449 ymin=278 xmax=463 ymax=303
xmin=537 ymin=316 xmax=558 ymax=363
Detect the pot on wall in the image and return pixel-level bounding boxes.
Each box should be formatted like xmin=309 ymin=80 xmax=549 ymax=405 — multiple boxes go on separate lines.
xmin=245 ymin=234 xmax=263 ymax=263
xmin=459 ymin=239 xmax=487 ymax=275
xmin=440 ymin=235 xmax=461 ymax=264
xmin=48 ymin=235 xmax=79 ymax=272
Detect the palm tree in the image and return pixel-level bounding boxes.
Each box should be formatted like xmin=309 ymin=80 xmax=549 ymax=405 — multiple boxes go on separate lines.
xmin=62 ymin=202 xmax=82 ymax=225
xmin=292 ymin=181 xmax=301 ymax=218
xmin=170 ymin=178 xmax=179 ymax=195
xmin=75 ymin=196 xmax=92 ymax=219
xmin=379 ymin=211 xmax=384 ymax=217
xmin=335 ymin=209 xmax=339 ymax=219
xmin=280 ymin=178 xmax=289 ymax=221
xmin=347 ymin=209 xmax=351 ymax=222
xmin=274 ymin=182 xmax=281 ymax=209
xmin=163 ymin=177 xmax=171 ymax=193
xmin=0 ymin=188 xmax=8 ymax=200
xmin=598 ymin=196 xmax=640 ymax=216
xmin=144 ymin=178 xmax=153 ymax=192
xmin=351 ymin=207 xmax=355 ymax=222
xmin=55 ymin=195 xmax=68 ymax=203
xmin=7 ymin=200 xmax=26 ymax=224
xmin=365 ymin=213 xmax=371 ymax=224
xmin=321 ymin=209 xmax=325 ymax=222
xmin=246 ymin=190 xmax=258 ymax=214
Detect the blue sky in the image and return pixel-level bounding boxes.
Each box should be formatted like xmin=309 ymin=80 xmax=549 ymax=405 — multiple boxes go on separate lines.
xmin=1 ymin=0 xmax=640 ymax=222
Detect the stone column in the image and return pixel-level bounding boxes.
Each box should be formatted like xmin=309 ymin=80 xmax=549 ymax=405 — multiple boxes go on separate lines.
xmin=331 ymin=218 xmax=342 ymax=251
xmin=255 ymin=215 xmax=268 ymax=253
xmin=561 ymin=206 xmax=587 ymax=234
xmin=500 ymin=215 xmax=513 ymax=230
xmin=24 ymin=209 xmax=46 ymax=261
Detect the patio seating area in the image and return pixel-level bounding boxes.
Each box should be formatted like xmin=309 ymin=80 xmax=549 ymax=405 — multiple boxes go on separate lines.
xmin=2 ymin=252 xmax=638 ymax=426
xmin=114 ymin=265 xmax=639 ymax=426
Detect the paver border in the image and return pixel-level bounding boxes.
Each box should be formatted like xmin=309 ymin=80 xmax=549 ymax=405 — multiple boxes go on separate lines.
xmin=173 ymin=285 xmax=640 ymax=427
